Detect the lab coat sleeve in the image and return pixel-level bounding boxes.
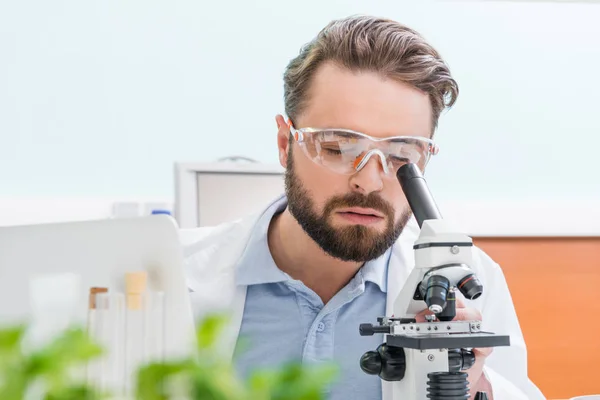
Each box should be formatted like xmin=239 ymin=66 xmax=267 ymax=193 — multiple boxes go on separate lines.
xmin=475 ymin=250 xmax=547 ymax=399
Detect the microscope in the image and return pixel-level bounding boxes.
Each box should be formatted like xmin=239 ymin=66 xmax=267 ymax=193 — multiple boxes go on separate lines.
xmin=359 ymin=163 xmax=510 ymax=400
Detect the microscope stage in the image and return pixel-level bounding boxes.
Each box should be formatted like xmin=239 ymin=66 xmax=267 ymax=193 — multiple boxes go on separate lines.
xmin=386 ymin=332 xmax=510 ymax=350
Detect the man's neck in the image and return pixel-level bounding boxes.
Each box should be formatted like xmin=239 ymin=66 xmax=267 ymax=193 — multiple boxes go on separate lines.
xmin=267 ymin=209 xmax=363 ymax=304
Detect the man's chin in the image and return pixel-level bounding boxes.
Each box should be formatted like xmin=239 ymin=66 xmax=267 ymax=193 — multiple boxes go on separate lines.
xmin=323 ymin=242 xmax=389 ymax=263
xmin=332 ymin=225 xmax=388 ymax=237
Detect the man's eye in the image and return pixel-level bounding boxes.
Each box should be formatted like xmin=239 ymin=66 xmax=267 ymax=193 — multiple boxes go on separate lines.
xmin=323 ymin=147 xmax=342 ymax=154
xmin=391 ymin=156 xmax=410 ymax=164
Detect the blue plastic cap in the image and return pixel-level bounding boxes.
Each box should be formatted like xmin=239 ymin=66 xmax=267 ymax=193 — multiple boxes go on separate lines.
xmin=151 ymin=209 xmax=172 ymax=216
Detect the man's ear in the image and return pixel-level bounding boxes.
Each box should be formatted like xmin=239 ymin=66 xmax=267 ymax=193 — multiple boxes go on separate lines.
xmin=275 ymin=114 xmax=290 ymax=168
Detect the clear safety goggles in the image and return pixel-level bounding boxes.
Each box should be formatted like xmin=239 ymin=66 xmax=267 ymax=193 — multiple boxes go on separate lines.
xmin=288 ymin=120 xmax=439 ymax=176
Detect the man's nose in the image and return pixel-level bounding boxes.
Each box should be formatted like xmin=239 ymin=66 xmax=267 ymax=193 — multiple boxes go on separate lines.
xmin=349 ymin=151 xmax=386 ymax=195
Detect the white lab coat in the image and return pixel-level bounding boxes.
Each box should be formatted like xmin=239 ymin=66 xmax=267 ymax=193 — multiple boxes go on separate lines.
xmin=180 ymin=195 xmax=546 ymax=400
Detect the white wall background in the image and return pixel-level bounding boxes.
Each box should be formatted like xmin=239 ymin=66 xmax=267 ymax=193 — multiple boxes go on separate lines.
xmin=1 ymin=0 xmax=599 ymax=229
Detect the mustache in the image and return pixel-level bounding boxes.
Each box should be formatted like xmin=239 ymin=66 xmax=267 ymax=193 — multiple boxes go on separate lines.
xmin=323 ymin=192 xmax=394 ymax=217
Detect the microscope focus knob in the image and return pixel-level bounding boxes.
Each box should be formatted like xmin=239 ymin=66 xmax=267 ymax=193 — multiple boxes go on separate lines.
xmin=359 ymin=351 xmax=382 ymax=375
xmin=359 ymin=323 xmax=391 ymax=336
xmin=448 ymin=348 xmax=476 ymax=371
xmin=359 ymin=344 xmax=406 ymax=381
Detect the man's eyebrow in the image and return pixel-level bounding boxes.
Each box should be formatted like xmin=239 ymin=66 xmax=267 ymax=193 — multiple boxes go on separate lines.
xmin=388 ymin=136 xmax=421 ymax=144
xmin=388 ymin=137 xmax=428 ymax=151
xmin=334 ymin=130 xmax=360 ymax=138
xmin=317 ymin=129 xmax=361 ymax=139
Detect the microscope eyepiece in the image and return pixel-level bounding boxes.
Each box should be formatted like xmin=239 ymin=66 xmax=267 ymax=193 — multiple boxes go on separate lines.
xmin=457 ymin=274 xmax=483 ymax=300
xmin=396 ymin=163 xmax=442 ymax=227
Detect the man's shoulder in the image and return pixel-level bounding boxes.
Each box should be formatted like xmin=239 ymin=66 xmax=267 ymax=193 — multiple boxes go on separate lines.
xmin=179 ymin=195 xmax=286 ymax=259
xmin=178 ymin=220 xmax=237 ymax=249
xmin=178 ymin=217 xmax=250 ymax=293
xmin=178 ymin=215 xmax=256 ymax=258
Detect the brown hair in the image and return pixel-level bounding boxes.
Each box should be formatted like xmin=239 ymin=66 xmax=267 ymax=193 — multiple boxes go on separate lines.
xmin=283 ymin=15 xmax=459 ymax=134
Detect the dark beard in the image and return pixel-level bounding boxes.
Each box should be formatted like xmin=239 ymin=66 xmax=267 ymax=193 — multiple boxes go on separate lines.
xmin=284 ymin=149 xmax=412 ymax=262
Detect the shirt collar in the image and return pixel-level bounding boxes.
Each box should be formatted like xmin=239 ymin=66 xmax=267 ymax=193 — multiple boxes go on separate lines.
xmin=235 ymin=196 xmax=290 ymax=286
xmin=235 ymin=195 xmax=391 ymax=292
xmin=360 ymin=247 xmax=390 ymax=293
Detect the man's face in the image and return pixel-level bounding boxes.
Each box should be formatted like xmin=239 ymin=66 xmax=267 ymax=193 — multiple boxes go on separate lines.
xmin=277 ymin=62 xmax=433 ymax=262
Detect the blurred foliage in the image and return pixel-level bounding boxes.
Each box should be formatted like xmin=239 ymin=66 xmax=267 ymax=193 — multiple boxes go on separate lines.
xmin=136 ymin=313 xmax=338 ymax=400
xmin=0 ymin=323 xmax=104 ymax=400
xmin=0 ymin=313 xmax=337 ymax=400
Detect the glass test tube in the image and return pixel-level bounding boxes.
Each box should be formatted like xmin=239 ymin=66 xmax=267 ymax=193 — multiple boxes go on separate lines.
xmin=123 ymin=290 xmax=166 ymax=396
xmin=93 ymin=291 xmax=126 ymax=396
xmin=124 ymin=295 xmax=143 ymax=396
xmin=123 ymin=271 xmax=167 ymax=396
xmin=86 ymin=287 xmax=106 ymax=390
xmin=142 ymin=291 xmax=166 ymax=364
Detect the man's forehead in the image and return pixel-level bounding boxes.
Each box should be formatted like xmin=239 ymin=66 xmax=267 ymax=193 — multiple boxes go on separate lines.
xmin=299 ymin=63 xmax=433 ymax=138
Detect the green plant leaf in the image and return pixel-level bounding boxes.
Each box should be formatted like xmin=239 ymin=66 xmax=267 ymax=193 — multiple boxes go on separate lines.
xmin=136 ymin=359 xmax=194 ymax=400
xmin=25 ymin=327 xmax=103 ymax=392
xmin=0 ymin=314 xmax=339 ymax=400
xmin=196 ymin=313 xmax=230 ymax=351
xmin=0 ymin=324 xmax=26 ymax=351
xmin=0 ymin=324 xmax=26 ymax=371
xmin=0 ymin=367 xmax=29 ymax=400
xmin=0 ymin=324 xmax=104 ymax=400
xmin=44 ymin=384 xmax=104 ymax=400
xmin=248 ymin=362 xmax=339 ymax=400
xmin=190 ymin=364 xmax=249 ymax=400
